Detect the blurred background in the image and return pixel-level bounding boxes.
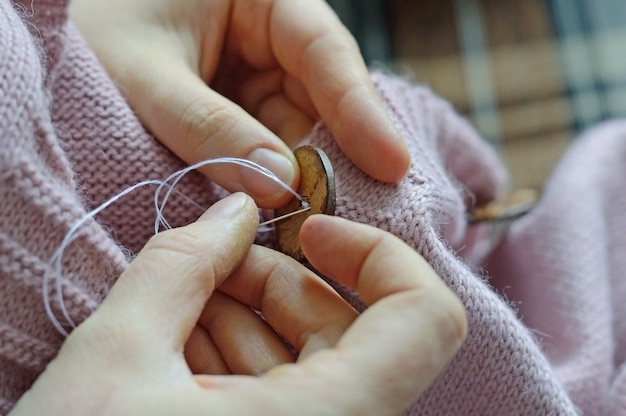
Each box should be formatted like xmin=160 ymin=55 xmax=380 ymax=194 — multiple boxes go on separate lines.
xmin=326 ymin=0 xmax=626 ymax=190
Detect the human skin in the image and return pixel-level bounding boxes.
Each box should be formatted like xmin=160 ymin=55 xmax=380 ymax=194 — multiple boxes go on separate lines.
xmin=9 ymin=193 xmax=467 ymax=415
xmin=70 ymin=0 xmax=411 ymax=208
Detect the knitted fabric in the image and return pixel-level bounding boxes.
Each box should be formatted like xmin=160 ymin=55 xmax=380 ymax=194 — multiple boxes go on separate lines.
xmin=1 ymin=1 xmax=625 ymax=414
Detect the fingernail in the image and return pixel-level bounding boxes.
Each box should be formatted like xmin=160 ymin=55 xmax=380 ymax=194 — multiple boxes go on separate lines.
xmin=200 ymin=193 xmax=248 ymax=221
xmin=242 ymin=148 xmax=296 ymax=199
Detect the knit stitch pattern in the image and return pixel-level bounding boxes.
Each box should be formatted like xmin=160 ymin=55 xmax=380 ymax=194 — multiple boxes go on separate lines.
xmin=302 ymin=77 xmax=576 ymax=415
xmin=1 ymin=1 xmax=625 ymax=414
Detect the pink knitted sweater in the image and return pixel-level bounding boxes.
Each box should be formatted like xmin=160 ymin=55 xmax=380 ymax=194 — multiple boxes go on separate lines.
xmin=2 ymin=1 xmax=625 ymax=414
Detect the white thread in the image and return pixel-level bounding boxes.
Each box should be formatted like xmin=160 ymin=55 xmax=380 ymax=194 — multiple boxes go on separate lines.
xmin=153 ymin=158 xmax=308 ymax=234
xmin=45 ymin=157 xmax=308 ymax=337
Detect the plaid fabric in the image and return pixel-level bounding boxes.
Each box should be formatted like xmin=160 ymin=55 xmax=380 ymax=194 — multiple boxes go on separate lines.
xmin=549 ymin=0 xmax=626 ymax=129
xmin=327 ymin=0 xmax=626 ymax=190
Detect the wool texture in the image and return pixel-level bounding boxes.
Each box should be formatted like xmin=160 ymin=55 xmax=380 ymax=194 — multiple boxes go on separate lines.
xmin=1 ymin=0 xmax=625 ymax=415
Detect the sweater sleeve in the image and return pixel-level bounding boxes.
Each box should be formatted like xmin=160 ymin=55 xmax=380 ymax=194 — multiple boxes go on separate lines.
xmin=0 ymin=1 xmax=127 ymax=412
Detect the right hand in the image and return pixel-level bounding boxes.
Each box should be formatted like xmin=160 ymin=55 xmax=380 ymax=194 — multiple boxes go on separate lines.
xmin=11 ymin=193 xmax=466 ymax=416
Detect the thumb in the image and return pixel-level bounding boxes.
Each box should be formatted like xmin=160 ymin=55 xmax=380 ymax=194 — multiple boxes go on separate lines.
xmin=128 ymin=57 xmax=300 ymax=209
xmin=97 ymin=193 xmax=259 ymax=349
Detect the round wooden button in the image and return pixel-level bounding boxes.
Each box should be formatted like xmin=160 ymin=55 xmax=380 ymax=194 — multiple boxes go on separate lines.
xmin=275 ymin=146 xmax=335 ymax=262
xmin=467 ymin=188 xmax=538 ymax=223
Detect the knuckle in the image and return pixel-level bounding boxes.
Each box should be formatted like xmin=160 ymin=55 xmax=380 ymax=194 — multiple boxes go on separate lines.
xmin=401 ymin=284 xmax=468 ymax=349
xmin=140 ymin=227 xmax=220 ymax=297
xmin=449 ymin=294 xmax=469 ymax=344
xmin=178 ymin=99 xmax=242 ymax=154
xmin=298 ymin=27 xmax=354 ymax=89
xmin=144 ymin=227 xmax=205 ymax=261
xmin=434 ymin=289 xmax=469 ymax=349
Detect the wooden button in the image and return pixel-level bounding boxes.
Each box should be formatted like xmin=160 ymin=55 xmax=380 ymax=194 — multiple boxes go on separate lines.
xmin=467 ymin=189 xmax=538 ymax=223
xmin=275 ymin=146 xmax=335 ymax=261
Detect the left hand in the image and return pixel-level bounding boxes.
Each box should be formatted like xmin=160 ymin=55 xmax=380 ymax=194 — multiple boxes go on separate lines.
xmin=70 ymin=0 xmax=411 ymax=208
xmin=10 ymin=193 xmax=466 ymax=416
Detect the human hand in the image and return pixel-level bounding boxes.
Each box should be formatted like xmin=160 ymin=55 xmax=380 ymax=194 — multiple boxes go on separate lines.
xmin=10 ymin=193 xmax=465 ymax=415
xmin=70 ymin=0 xmax=410 ymax=208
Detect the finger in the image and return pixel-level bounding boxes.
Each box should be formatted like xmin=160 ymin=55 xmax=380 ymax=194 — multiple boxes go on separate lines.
xmin=233 ymin=70 xmax=318 ymax=145
xmin=130 ymin=58 xmax=301 ymax=208
xmin=255 ymin=94 xmax=315 ymax=146
xmin=196 ymin=291 xmax=295 ymax=375
xmin=270 ymin=0 xmax=411 ymax=182
xmin=297 ymin=215 xmax=468 ymax=414
xmin=282 ymin=74 xmax=318 ymax=120
xmin=234 ymin=69 xmax=318 ymax=122
xmin=185 ymin=326 xmax=230 ymax=375
xmin=218 ymin=245 xmax=358 ymax=359
xmin=71 ymin=1 xmax=299 ymax=208
xmin=96 ymin=193 xmax=259 ymax=350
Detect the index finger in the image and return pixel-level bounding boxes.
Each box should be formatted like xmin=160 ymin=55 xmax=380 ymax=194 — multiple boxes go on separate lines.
xmin=298 ymin=215 xmax=467 ymax=413
xmin=270 ymin=0 xmax=410 ymax=183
